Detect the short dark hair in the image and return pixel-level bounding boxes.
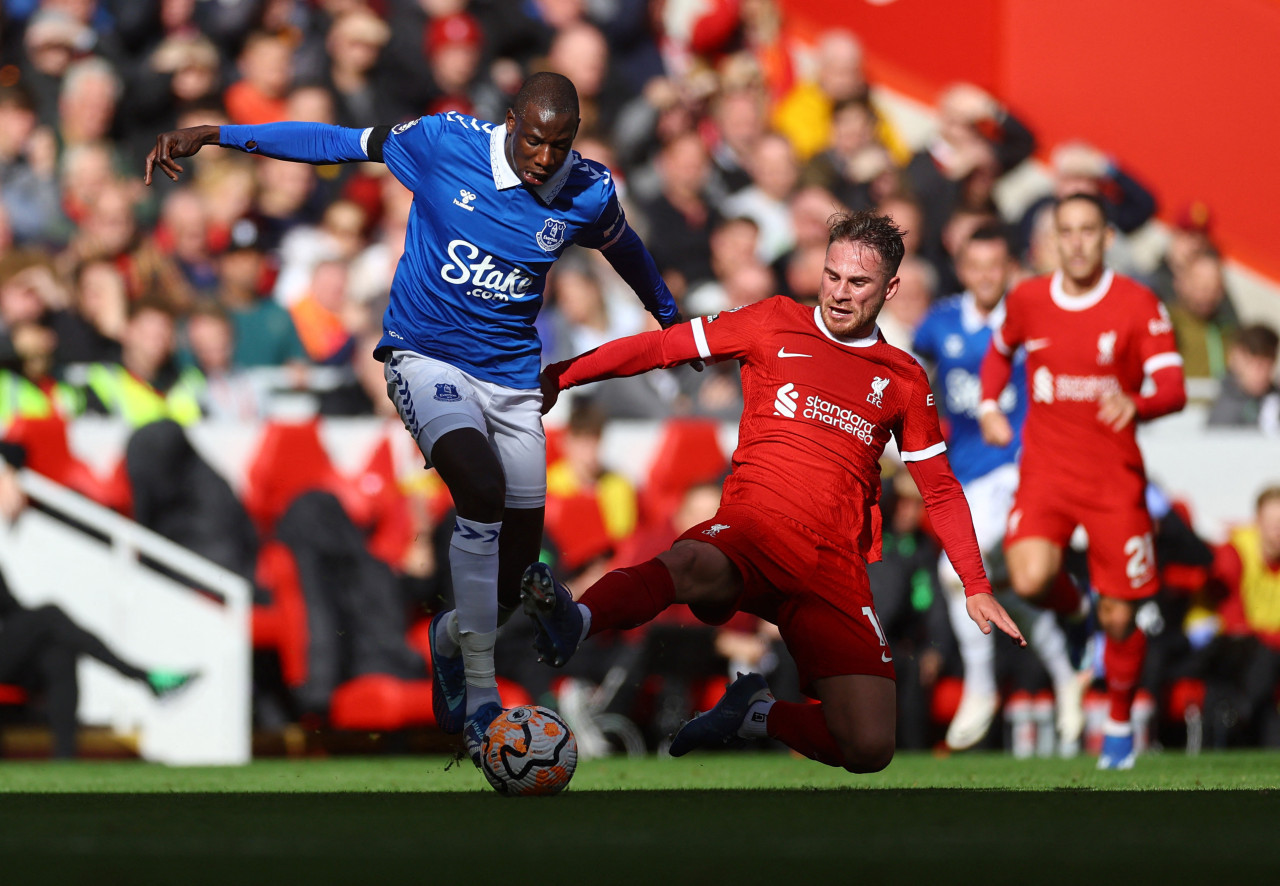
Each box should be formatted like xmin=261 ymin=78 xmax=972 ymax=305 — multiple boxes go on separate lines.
xmin=827 ymin=210 xmax=906 ymax=277
xmin=513 ymin=71 xmax=579 ymax=121
xmin=1232 ymin=323 xmax=1279 ymax=360
xmin=968 ymin=221 xmax=1009 ymax=248
xmin=1054 ymin=191 xmax=1109 ymax=223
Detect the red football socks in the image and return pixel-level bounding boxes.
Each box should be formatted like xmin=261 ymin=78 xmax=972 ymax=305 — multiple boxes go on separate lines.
xmin=579 ymin=557 xmax=676 ymax=637
xmin=1104 ymin=627 xmax=1147 ymax=722
xmin=766 ymin=701 xmax=845 ymax=768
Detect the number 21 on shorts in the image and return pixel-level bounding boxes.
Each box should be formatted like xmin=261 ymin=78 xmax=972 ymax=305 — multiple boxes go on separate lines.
xmin=862 ymin=606 xmax=892 ymax=663
xmin=1124 ymin=532 xmax=1156 ymax=588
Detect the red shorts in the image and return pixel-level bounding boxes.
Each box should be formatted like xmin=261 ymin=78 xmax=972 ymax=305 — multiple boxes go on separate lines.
xmin=1006 ymin=476 xmax=1157 ymax=601
xmin=676 ymin=504 xmax=895 ymax=693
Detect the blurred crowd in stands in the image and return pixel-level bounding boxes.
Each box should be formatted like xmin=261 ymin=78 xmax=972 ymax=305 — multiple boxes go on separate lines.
xmin=0 ymin=0 xmax=1277 ymax=756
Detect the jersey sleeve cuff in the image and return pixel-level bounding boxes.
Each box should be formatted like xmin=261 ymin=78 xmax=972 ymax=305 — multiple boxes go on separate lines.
xmin=690 ymin=317 xmax=712 ymax=360
xmin=899 ymin=440 xmax=947 ymax=463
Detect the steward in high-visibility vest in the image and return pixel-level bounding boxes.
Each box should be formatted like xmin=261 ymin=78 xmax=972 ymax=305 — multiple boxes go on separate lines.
xmin=81 ymin=362 xmax=203 ymax=427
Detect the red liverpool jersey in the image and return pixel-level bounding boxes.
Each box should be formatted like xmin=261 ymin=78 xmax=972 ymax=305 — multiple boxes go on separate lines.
xmin=987 ymin=270 xmax=1182 ymax=493
xmin=555 ymin=297 xmax=951 ymax=562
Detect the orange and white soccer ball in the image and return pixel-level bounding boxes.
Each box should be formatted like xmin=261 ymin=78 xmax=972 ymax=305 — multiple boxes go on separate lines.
xmin=480 ymin=705 xmax=577 ymax=796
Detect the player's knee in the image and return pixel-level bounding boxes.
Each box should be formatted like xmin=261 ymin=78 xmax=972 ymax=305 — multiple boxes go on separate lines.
xmin=659 ymin=543 xmax=736 ymax=607
xmin=451 ymin=472 xmax=506 ymax=521
xmin=837 ymin=735 xmax=895 ymax=773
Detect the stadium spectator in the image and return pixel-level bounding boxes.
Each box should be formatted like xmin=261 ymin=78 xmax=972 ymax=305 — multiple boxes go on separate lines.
xmin=1201 ymin=485 xmax=1280 ymax=746
xmin=1169 ymin=250 xmax=1236 ymax=384
xmin=79 ymin=297 xmax=202 ymax=427
xmin=978 ymin=193 xmax=1187 ymax=769
xmin=321 ymin=8 xmax=393 ymax=129
xmin=685 ymin=214 xmax=762 ymax=317
xmin=546 ymin=399 xmax=638 ymax=544
xmin=904 ymin=83 xmax=1035 ymax=271
xmin=0 ymin=82 xmax=62 ymax=247
xmin=179 ymin=301 xmax=268 ymax=421
xmin=719 ymin=131 xmax=799 ymax=265
xmin=527 ymin=209 xmax=1024 ymax=773
xmin=706 ymin=79 xmax=769 ymax=200
xmin=875 ymin=254 xmax=935 ymax=353
xmin=1151 ymin=200 xmax=1220 ymax=306
xmin=57 ymin=180 xmax=194 ymax=312
xmin=637 ymin=129 xmax=721 ymax=296
xmin=1017 ymin=141 xmax=1157 ymax=267
xmin=223 ymin=31 xmax=294 ymax=126
xmin=56 ymin=57 xmax=121 ymax=152
xmin=154 ymin=187 xmax=219 ymax=298
xmin=421 ymin=10 xmax=504 ymax=121
xmin=215 ymin=220 xmax=310 ymax=370
xmin=1207 ymin=324 xmax=1280 ymax=434
xmin=0 ymin=442 xmax=196 ymax=758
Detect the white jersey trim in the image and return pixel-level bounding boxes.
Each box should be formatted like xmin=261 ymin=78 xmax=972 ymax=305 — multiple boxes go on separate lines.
xmin=1143 ymin=351 xmax=1183 ymax=375
xmin=900 ymin=440 xmax=948 ymax=463
xmin=691 ymin=316 xmax=712 ymax=359
xmin=1049 ymin=268 xmax=1115 ymax=311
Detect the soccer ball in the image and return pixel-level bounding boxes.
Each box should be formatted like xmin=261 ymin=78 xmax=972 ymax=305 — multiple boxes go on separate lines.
xmin=479 ymin=705 xmax=577 ymax=796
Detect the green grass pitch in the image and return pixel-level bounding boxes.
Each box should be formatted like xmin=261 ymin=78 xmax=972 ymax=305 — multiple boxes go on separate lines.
xmin=2 ymin=751 xmax=1278 ymax=884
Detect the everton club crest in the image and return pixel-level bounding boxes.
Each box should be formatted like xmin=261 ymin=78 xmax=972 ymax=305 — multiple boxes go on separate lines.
xmin=535 ymin=218 xmax=567 ymax=253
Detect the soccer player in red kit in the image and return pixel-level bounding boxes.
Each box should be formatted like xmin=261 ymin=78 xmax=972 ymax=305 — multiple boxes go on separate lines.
xmin=521 ymin=211 xmax=1025 ymax=773
xmin=978 ymin=192 xmax=1186 ymax=769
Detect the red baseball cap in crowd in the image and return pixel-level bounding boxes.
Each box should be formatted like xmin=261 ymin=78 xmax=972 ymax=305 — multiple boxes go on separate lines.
xmin=1174 ymin=200 xmax=1213 ymax=235
xmin=425 ymin=12 xmax=484 ymax=55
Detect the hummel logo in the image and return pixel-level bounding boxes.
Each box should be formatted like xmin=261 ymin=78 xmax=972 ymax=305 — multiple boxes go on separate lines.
xmin=453 ymin=189 xmax=478 ymax=211
xmin=703 ymin=523 xmax=730 ymax=537
xmin=777 ymin=347 xmax=811 ymax=358
xmin=1025 ymin=338 xmax=1051 ymax=352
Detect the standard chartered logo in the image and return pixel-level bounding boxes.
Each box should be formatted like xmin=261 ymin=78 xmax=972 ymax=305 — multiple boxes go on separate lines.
xmin=773 ymin=382 xmax=874 ymax=444
xmin=1032 ymin=366 xmax=1055 ymax=403
xmin=440 ymin=239 xmax=535 ymax=301
xmin=773 ymin=382 xmax=798 ymax=417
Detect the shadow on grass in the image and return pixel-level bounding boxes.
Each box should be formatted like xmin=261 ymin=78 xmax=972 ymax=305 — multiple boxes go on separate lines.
xmin=1 ymin=790 xmax=1276 ymax=883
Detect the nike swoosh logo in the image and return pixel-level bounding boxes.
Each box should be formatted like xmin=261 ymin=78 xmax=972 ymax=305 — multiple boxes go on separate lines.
xmin=1025 ymin=338 xmax=1051 ymax=352
xmin=881 ymin=652 xmax=893 ymax=663
xmin=778 ymin=347 xmax=812 ymax=358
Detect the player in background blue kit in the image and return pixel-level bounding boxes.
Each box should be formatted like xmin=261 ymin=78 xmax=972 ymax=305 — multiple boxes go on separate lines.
xmin=912 ymin=224 xmax=1083 ymax=755
xmin=145 ymin=73 xmax=683 ymax=775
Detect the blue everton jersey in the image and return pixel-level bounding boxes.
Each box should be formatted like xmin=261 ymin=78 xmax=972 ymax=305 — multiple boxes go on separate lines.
xmin=376 ymin=112 xmax=633 ymax=388
xmin=913 ymin=293 xmax=1027 ymax=484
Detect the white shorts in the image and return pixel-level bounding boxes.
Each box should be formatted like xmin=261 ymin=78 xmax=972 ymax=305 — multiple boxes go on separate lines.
xmin=938 ymin=461 xmax=1019 ymax=589
xmin=383 ymin=350 xmax=547 ymax=508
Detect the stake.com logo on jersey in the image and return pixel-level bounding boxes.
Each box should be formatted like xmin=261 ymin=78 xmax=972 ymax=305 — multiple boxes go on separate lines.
xmin=773 ymin=383 xmax=876 ymax=444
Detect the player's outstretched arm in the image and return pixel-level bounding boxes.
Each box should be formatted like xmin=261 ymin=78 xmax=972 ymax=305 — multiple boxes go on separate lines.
xmin=144 ymin=125 xmax=220 ymax=185
xmin=966 ymin=593 xmax=1026 ymax=646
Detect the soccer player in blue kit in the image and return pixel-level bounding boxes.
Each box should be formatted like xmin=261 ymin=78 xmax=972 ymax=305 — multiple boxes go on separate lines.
xmin=913 ymin=224 xmax=1083 ymax=754
xmin=145 ymin=73 xmax=682 ymax=773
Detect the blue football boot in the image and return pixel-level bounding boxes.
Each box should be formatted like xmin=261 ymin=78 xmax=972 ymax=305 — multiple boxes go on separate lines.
xmin=1097 ymin=730 xmax=1136 ymax=770
xmin=428 ymin=610 xmax=467 ymax=735
xmin=669 ymin=672 xmax=774 ymax=757
xmin=520 ymin=562 xmax=583 ymax=668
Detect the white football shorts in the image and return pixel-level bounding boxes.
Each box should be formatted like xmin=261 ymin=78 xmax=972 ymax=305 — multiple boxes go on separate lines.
xmin=382 ymin=349 xmax=547 ymax=508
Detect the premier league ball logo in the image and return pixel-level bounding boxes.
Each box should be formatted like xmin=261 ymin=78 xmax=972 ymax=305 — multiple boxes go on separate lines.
xmin=535 ymin=218 xmax=567 ymax=253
